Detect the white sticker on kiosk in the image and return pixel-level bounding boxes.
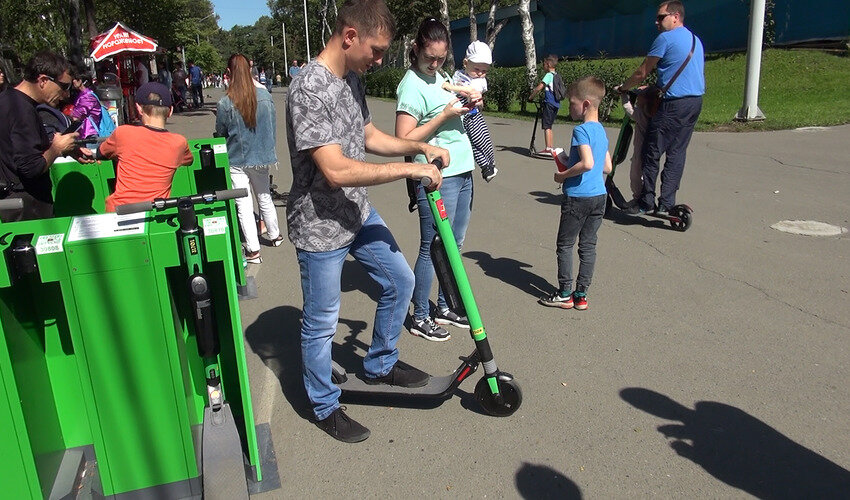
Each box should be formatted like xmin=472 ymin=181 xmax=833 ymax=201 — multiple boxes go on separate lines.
xmin=36 ymin=233 xmax=65 ymax=254
xmin=212 ymin=144 xmax=227 ymax=154
xmin=67 ymin=213 xmax=146 ymax=241
xmin=203 ymin=216 xmax=227 ymax=236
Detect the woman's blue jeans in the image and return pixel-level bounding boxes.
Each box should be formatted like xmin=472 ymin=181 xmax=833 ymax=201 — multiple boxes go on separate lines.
xmin=296 ymin=208 xmax=415 ymax=420
xmin=412 ymin=172 xmax=473 ymax=320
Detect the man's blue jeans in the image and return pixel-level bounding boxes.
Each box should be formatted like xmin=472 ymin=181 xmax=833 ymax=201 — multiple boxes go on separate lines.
xmin=412 ymin=172 xmax=473 ymax=320
xmin=296 ymin=208 xmax=414 ymax=420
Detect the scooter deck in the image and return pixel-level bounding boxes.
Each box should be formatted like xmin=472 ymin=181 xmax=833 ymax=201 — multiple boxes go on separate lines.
xmin=332 ymin=361 xmax=463 ymax=398
xmin=202 ymin=403 xmax=249 ymax=499
xmin=529 ymin=151 xmax=553 ymax=160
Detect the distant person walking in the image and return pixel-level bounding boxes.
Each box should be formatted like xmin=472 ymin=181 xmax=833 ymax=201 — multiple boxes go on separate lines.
xmin=188 ymin=60 xmax=204 ymax=108
xmin=216 ymin=54 xmax=284 ymax=264
xmin=618 ymin=0 xmax=704 ymax=215
xmin=288 ymin=60 xmax=300 ymax=83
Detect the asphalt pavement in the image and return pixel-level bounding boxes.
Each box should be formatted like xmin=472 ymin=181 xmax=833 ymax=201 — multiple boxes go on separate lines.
xmin=170 ymin=87 xmax=850 ymax=498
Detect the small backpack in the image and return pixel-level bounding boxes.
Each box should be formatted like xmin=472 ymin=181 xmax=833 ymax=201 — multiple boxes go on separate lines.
xmin=88 ymin=94 xmax=117 ymax=137
xmin=552 ymin=73 xmax=567 ymax=102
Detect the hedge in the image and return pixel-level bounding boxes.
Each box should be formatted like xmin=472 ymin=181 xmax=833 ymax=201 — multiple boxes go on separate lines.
xmin=363 ymin=56 xmax=639 ymax=121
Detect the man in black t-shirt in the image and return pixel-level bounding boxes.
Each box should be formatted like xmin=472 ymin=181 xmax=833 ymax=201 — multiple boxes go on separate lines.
xmin=0 ymin=51 xmax=93 ymax=221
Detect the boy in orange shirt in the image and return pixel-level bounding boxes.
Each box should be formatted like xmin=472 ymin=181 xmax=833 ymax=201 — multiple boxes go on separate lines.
xmin=97 ymin=82 xmax=194 ymax=212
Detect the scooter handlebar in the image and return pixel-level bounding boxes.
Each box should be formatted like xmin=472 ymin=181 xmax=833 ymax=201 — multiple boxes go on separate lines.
xmin=0 ymin=198 xmax=24 ymax=210
xmin=115 ymin=201 xmax=153 ymax=215
xmin=419 ymin=158 xmax=444 ymax=188
xmin=115 ymin=188 xmax=248 ymax=215
xmin=214 ymin=188 xmax=248 ymax=201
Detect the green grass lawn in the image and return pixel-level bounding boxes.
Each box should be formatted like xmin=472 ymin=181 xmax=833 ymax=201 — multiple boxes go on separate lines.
xmin=485 ymin=49 xmax=850 ymax=131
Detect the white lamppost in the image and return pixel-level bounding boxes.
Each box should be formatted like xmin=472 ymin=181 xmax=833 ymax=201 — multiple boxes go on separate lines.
xmin=282 ymin=22 xmax=288 ymax=77
xmin=736 ymin=0 xmax=766 ymax=121
xmin=303 ymin=0 xmax=311 ymax=62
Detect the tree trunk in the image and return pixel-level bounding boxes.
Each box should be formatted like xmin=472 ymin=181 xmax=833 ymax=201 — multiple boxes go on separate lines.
xmin=82 ymin=0 xmax=97 ymax=39
xmin=320 ymin=0 xmax=334 ymax=47
xmin=468 ymin=0 xmax=477 ymax=42
xmin=518 ymin=0 xmax=536 ymax=112
xmin=485 ymin=0 xmax=507 ymax=50
xmin=68 ymin=0 xmax=84 ymax=70
xmin=438 ymin=0 xmax=454 ymax=70
xmin=402 ymin=33 xmax=413 ymax=68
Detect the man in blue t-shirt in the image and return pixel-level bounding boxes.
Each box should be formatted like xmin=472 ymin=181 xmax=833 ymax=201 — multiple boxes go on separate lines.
xmin=618 ymin=0 xmax=704 ymax=214
xmin=188 ymin=60 xmax=204 ymax=108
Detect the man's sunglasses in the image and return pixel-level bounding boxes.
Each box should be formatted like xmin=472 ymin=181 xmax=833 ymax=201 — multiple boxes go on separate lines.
xmin=656 ymin=13 xmax=673 ymax=22
xmin=45 ymin=75 xmax=73 ymax=91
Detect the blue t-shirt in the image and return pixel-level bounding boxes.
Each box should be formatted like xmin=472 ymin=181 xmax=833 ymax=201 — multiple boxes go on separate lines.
xmin=563 ymin=121 xmax=608 ymax=198
xmin=189 ymin=65 xmax=202 ymax=85
xmin=648 ymin=26 xmax=705 ymax=99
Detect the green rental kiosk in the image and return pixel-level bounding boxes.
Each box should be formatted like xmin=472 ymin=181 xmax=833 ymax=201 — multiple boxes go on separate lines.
xmin=0 ymin=139 xmax=276 ymax=498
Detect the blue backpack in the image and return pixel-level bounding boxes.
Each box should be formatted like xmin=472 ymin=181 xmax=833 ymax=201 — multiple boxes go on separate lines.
xmin=87 ymin=94 xmax=117 ymax=137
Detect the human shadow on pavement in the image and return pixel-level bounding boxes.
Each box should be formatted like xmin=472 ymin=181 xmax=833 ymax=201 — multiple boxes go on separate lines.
xmin=620 ymin=388 xmax=850 ymax=498
xmin=463 ymin=251 xmax=551 ymax=298
xmin=529 ymin=190 xmax=562 ymax=205
xmin=515 ymin=462 xmax=582 ymax=499
xmin=497 ymin=144 xmax=538 ymax=158
xmin=244 ymin=305 xmax=312 ymax=419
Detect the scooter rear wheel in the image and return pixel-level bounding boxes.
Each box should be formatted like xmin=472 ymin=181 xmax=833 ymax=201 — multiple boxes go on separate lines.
xmin=474 ymin=373 xmax=522 ymax=416
xmin=669 ymin=205 xmax=693 ymax=232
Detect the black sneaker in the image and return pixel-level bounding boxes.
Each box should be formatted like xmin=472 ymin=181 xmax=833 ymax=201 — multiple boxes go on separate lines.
xmin=481 ymin=165 xmax=498 ymax=182
xmin=315 ymin=406 xmax=370 ymax=443
xmin=434 ymin=308 xmax=469 ymax=328
xmin=364 ymin=363 xmax=430 ymax=388
xmin=654 ymin=205 xmax=670 ymax=216
xmin=409 ymin=317 xmax=450 ymax=342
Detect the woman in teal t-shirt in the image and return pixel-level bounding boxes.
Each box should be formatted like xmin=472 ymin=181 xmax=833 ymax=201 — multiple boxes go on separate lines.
xmin=395 ymin=18 xmax=479 ymax=342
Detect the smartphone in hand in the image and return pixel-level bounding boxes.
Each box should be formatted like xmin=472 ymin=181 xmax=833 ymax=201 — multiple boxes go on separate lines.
xmin=63 ymin=121 xmax=83 ymax=135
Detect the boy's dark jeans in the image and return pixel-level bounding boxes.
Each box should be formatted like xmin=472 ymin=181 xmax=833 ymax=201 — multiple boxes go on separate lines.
xmin=556 ymin=193 xmax=606 ymax=293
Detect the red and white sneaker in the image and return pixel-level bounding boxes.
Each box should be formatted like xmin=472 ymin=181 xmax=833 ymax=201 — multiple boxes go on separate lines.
xmin=573 ymin=292 xmax=588 ymax=310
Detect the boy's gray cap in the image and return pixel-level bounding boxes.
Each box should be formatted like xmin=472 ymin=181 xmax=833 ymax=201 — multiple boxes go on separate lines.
xmin=465 ymin=40 xmax=492 ymax=65
xmin=135 ymin=82 xmax=172 ymax=107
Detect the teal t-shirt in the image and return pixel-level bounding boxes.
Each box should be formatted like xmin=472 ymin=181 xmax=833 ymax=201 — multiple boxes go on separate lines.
xmin=541 ymin=72 xmax=560 ymax=108
xmin=563 ymin=121 xmax=608 ymax=197
xmin=396 ymin=69 xmax=474 ymax=177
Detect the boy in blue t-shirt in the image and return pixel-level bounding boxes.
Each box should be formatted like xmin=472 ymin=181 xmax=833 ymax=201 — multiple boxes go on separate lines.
xmin=527 ymin=54 xmax=561 ymax=154
xmin=540 ymin=76 xmax=612 ymax=310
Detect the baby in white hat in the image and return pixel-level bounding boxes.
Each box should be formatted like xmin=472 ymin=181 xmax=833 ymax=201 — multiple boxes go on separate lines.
xmin=442 ymin=40 xmax=498 ymax=182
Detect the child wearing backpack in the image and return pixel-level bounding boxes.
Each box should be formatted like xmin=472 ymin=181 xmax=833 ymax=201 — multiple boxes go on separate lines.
xmin=441 ymin=40 xmax=498 ymax=182
xmin=527 ymin=54 xmax=565 ymax=155
xmin=70 ymin=72 xmax=116 ymax=143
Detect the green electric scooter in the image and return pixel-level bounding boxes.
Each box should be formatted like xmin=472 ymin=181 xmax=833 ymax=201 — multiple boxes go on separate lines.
xmin=331 ymin=160 xmax=522 ymax=417
xmin=117 ymin=188 xmax=250 ymax=498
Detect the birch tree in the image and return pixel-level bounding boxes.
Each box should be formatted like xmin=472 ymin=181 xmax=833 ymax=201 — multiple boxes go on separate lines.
xmin=438 ymin=0 xmax=454 ymax=69
xmin=485 ymin=0 xmax=506 ymax=49
xmin=468 ymin=0 xmax=477 ymax=41
xmin=518 ymin=0 xmax=536 ymax=91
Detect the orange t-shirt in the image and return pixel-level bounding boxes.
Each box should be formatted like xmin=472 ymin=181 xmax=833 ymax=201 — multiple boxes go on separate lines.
xmin=100 ymin=124 xmax=194 ymax=212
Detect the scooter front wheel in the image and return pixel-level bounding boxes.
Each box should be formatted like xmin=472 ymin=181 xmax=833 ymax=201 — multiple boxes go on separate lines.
xmin=474 ymin=373 xmax=522 ymax=416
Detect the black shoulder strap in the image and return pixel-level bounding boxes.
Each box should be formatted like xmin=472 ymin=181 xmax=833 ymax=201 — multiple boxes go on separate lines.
xmin=662 ymin=33 xmax=696 ymax=94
